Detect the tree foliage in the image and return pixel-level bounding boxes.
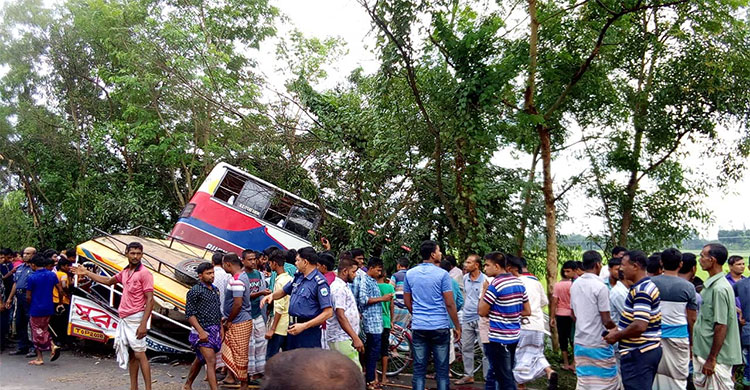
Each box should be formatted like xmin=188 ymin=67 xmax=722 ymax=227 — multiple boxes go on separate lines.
xmin=0 ymin=0 xmax=747 ymax=275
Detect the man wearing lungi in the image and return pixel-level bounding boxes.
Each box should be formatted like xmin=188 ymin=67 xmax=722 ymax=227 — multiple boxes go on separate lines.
xmin=219 ymin=253 xmax=254 ymax=390
xmin=510 ymin=257 xmax=558 ymax=390
xmin=692 ymin=244 xmax=742 ymax=390
xmin=572 ymin=251 xmax=619 ymax=390
xmin=184 ymin=262 xmax=223 ymax=390
xmin=75 ymin=241 xmax=155 ymax=390
xmin=651 ymin=248 xmax=697 ymax=390
xmin=26 ymin=255 xmax=64 ymax=365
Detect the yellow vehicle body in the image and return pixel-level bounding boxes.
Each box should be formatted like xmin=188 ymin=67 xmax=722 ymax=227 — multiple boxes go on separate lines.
xmin=76 ymin=234 xmax=213 ymax=312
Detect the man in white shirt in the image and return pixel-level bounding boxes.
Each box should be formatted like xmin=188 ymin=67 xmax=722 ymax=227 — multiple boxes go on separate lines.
xmin=509 ymin=256 xmax=558 ymax=390
xmin=571 ymin=251 xmax=618 ymax=390
xmin=212 ymin=252 xmax=231 ymax=315
xmin=326 ymin=257 xmax=365 ymax=368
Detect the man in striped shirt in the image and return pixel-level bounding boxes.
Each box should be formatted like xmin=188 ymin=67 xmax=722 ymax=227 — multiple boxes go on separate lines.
xmin=650 ymin=248 xmax=697 ymax=390
xmin=604 ymin=250 xmax=662 ymax=390
xmin=479 ymin=252 xmax=530 ymax=390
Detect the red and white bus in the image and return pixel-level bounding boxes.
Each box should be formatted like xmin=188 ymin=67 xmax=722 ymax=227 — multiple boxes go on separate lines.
xmin=170 ymin=163 xmax=340 ymax=253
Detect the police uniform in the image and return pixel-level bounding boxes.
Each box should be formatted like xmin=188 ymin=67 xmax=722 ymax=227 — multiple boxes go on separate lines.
xmin=13 ymin=263 xmax=34 ymax=352
xmin=283 ymin=268 xmax=332 ymax=349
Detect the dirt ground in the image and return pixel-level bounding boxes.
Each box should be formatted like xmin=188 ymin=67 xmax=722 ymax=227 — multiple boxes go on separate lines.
xmin=0 ymin=343 xmax=500 ymax=390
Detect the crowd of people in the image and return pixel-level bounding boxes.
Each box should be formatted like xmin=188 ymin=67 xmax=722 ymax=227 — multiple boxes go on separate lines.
xmin=1 ymin=240 xmax=749 ymax=390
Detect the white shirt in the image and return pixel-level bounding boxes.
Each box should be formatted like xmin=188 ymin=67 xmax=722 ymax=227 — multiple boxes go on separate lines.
xmin=213 ymin=266 xmax=231 ymax=316
xmin=609 ymin=281 xmax=629 ymax=325
xmin=520 ymin=274 xmax=549 ymax=334
xmin=326 ymin=277 xmax=360 ymax=343
xmin=570 ymin=272 xmax=611 ymax=347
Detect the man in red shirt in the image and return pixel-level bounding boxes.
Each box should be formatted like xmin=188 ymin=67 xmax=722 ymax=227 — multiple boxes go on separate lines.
xmin=75 ymin=242 xmax=154 ymax=390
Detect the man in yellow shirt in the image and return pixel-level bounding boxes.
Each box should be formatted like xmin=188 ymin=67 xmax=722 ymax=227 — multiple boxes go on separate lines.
xmin=51 ymin=258 xmax=72 ymax=346
xmin=265 ymin=251 xmax=292 ymax=359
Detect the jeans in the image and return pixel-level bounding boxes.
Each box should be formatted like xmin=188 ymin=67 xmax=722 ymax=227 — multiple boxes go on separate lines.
xmin=461 ymin=320 xmax=489 ymax=378
xmin=412 ymin=328 xmax=450 ymax=390
xmin=620 ymin=347 xmax=662 ymax=390
xmin=364 ymin=332 xmax=382 ymax=382
xmin=483 ymin=343 xmax=499 ymax=390
xmin=15 ymin=294 xmax=31 ymax=352
xmin=266 ymin=333 xmax=286 ymax=360
xmin=743 ymin=346 xmax=750 ymax=386
xmin=485 ymin=341 xmax=517 ymax=390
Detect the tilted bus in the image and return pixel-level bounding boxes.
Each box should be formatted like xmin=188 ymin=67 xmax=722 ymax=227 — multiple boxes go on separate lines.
xmin=72 ymin=163 xmax=341 ymax=353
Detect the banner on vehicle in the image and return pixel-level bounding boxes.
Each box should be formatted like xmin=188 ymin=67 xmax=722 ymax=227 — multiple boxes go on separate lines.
xmin=68 ymin=295 xmax=118 ymax=342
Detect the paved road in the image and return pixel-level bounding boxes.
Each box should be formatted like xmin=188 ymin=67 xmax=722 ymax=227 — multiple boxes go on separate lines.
xmin=0 ymin=346 xmax=489 ymax=390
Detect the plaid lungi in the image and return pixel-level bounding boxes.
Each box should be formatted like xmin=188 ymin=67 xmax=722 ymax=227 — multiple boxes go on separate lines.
xmin=220 ymin=320 xmax=253 ymax=380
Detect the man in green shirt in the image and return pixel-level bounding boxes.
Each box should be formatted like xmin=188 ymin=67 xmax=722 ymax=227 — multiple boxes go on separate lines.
xmin=693 ymin=243 xmax=742 ymax=390
xmin=377 ymin=272 xmax=395 ymax=386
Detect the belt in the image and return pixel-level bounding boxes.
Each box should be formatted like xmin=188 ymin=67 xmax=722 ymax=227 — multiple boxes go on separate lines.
xmin=15 ymin=288 xmax=26 ymax=292
xmin=289 ymin=316 xmax=315 ymax=324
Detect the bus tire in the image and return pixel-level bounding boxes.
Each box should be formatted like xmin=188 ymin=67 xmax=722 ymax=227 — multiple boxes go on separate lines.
xmin=174 ymin=258 xmax=204 ymax=286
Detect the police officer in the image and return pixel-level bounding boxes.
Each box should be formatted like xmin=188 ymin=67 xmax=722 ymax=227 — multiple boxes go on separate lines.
xmin=5 ymin=247 xmax=36 ymax=355
xmin=261 ymin=247 xmax=332 ymax=349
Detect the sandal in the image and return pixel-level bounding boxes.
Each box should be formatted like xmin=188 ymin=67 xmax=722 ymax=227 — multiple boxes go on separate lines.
xmin=28 ymin=360 xmax=44 ymax=365
xmin=366 ymin=381 xmax=381 ymax=390
xmin=219 ymin=380 xmax=240 ymax=388
xmin=50 ymin=345 xmax=61 ymax=362
xmin=548 ymin=371 xmax=558 ymax=390
xmin=454 ymin=376 xmax=475 ymax=385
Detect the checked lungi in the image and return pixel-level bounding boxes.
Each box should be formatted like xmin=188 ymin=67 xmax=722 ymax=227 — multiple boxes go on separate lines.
xmin=653 ymin=337 xmax=690 ymax=390
xmin=574 ymin=342 xmax=620 ymax=390
xmin=513 ymin=329 xmax=550 ymax=384
xmin=220 ymin=320 xmax=253 ymax=380
xmin=247 ymin=316 xmax=267 ymax=375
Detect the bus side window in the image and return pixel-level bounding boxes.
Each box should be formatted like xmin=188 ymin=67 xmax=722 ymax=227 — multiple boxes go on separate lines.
xmin=214 ymin=170 xmax=245 ymax=203
xmin=235 ymin=179 xmax=273 ymax=217
xmin=265 ymin=195 xmax=294 ymax=226
xmin=285 ymin=204 xmax=320 ymax=238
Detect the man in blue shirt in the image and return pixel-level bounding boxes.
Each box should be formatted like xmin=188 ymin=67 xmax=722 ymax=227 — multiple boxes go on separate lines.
xmin=261 ymin=247 xmax=332 ymax=350
xmin=404 ymin=240 xmax=461 ymax=390
xmin=27 ymin=255 xmax=64 ymax=365
xmin=4 ymin=246 xmax=36 ymax=355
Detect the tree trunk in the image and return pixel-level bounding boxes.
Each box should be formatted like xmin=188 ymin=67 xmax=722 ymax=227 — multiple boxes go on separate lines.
xmin=516 ymin=144 xmax=540 ymax=257
xmin=525 ymin=0 xmax=560 ymax=351
xmin=20 ymin=174 xmax=44 ymax=246
xmin=618 ymin=125 xmax=642 ymax=247
xmin=539 ymin=125 xmax=560 ymax=352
